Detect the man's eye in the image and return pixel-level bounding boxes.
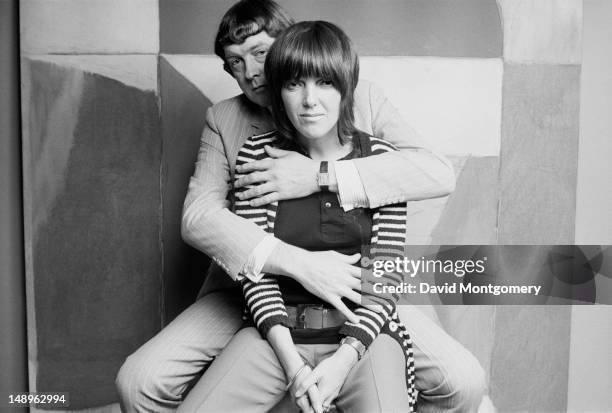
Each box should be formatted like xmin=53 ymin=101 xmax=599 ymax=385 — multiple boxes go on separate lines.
xmin=253 ymin=49 xmax=268 ymax=62
xmin=319 ymin=79 xmax=334 ymax=86
xmin=228 ymin=58 xmax=241 ymax=67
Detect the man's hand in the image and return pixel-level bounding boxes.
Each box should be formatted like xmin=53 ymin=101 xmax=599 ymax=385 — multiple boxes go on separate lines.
xmin=235 ymin=146 xmax=320 ymax=207
xmin=294 ymin=345 xmax=358 ymax=409
xmin=290 ymin=250 xmax=363 ymax=324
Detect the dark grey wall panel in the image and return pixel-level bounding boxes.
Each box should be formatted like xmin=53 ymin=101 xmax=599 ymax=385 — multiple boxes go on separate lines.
xmin=23 ymin=60 xmax=162 ymax=408
xmin=431 ymin=156 xmax=499 ymax=245
xmin=161 ymin=0 xmax=502 ymax=57
xmin=160 ymin=56 xmax=212 ymax=322
xmin=498 ymin=64 xmax=580 ymax=244
xmin=490 ymin=307 xmax=571 ymax=412
xmin=1 ymin=0 xmax=28 ymax=405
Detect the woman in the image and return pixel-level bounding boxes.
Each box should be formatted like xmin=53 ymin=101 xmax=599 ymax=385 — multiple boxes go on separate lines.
xmin=179 ymin=21 xmax=416 ymax=413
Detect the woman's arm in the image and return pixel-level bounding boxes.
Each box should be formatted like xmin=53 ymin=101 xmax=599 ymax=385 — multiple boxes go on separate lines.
xmin=293 ymin=342 xmax=359 ymax=408
xmin=267 ymin=325 xmax=323 ymax=413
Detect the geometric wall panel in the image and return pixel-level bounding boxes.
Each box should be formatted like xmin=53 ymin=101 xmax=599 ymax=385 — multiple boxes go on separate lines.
xmin=497 ymin=0 xmax=582 ymax=64
xmin=161 ymin=0 xmax=502 ymax=57
xmin=567 ymin=306 xmax=612 ymax=411
xmin=360 ymin=57 xmax=503 ymax=156
xmin=169 ymin=55 xmax=504 ymax=157
xmin=498 ymin=64 xmax=580 ymax=244
xmin=21 ymin=57 xmax=161 ymax=409
xmin=285 ymin=0 xmax=503 ymax=57
xmin=430 ymin=156 xmax=499 ymax=244
xmin=159 ymin=56 xmax=213 ymax=322
xmin=575 ymin=0 xmax=612 ymax=244
xmin=490 ymin=306 xmax=571 ymax=412
xmin=24 ymin=55 xmax=158 ymax=92
xmin=20 ymin=0 xmax=159 ymax=54
xmin=161 ymin=55 xmax=241 ymax=104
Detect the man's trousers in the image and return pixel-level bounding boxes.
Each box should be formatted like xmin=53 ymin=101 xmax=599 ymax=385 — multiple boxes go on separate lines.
xmin=116 ymin=292 xmax=485 ymax=413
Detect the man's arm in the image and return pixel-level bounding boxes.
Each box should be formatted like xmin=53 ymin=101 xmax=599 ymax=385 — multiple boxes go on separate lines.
xmin=181 ymin=107 xmax=269 ymax=279
xmin=234 ymin=80 xmax=455 ymax=209
xmin=181 ymin=105 xmax=363 ymax=322
xmin=344 ymin=79 xmax=456 ymax=208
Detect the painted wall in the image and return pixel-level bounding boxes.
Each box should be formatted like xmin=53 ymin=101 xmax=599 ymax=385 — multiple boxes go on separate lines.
xmin=18 ymin=0 xmax=595 ymax=411
xmin=567 ymin=0 xmax=612 ymax=411
xmin=575 ymin=0 xmax=612 ymax=245
xmin=1 ymin=0 xmax=28 ymax=407
xmin=20 ymin=1 xmax=163 ymax=409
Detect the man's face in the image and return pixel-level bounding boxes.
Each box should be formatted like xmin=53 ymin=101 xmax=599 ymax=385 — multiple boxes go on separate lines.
xmin=224 ymin=31 xmax=276 ymax=108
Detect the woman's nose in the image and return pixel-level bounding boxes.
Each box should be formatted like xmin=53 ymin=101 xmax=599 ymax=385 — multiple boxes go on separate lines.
xmin=302 ymin=83 xmax=318 ymax=107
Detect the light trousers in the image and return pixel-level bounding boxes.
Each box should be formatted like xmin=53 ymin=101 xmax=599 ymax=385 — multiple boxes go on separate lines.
xmin=116 ymin=292 xmax=485 ymax=413
xmin=176 ymin=327 xmax=410 ymax=413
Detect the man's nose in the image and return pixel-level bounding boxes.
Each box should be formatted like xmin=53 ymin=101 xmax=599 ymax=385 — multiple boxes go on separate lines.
xmin=244 ymin=56 xmax=262 ymax=80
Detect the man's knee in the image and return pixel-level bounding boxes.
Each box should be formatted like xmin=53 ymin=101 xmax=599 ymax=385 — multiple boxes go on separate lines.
xmin=441 ymin=353 xmax=486 ymax=411
xmin=115 ymin=351 xmax=180 ymax=413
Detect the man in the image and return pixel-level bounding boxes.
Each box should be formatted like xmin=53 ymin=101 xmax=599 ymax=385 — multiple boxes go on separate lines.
xmin=116 ymin=1 xmax=484 ymax=412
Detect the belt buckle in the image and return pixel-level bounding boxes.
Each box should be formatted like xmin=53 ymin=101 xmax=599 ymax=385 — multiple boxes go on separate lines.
xmin=296 ymin=304 xmax=325 ymax=329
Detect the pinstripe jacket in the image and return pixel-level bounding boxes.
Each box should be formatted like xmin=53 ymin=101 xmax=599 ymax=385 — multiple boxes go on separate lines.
xmin=182 ymin=80 xmax=455 ymax=296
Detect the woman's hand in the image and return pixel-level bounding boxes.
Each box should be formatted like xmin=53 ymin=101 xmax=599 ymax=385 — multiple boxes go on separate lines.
xmin=288 ymin=364 xmax=323 ymax=413
xmin=293 ymin=344 xmax=359 ymax=409
xmin=266 ymin=325 xmax=323 ymax=413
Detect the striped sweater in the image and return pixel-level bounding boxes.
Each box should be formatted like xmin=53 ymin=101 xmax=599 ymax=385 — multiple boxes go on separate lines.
xmin=234 ymin=131 xmax=417 ymax=409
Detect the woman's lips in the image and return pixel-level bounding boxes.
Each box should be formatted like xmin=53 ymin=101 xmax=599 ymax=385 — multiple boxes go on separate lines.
xmin=300 ymin=113 xmax=325 ymax=120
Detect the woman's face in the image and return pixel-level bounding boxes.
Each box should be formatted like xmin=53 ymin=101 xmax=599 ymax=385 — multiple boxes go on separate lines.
xmin=281 ymin=77 xmax=341 ymax=142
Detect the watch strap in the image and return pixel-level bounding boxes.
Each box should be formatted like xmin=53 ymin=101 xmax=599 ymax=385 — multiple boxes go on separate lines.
xmin=317 ymin=161 xmax=330 ymax=192
xmin=340 ymin=336 xmax=366 ymax=360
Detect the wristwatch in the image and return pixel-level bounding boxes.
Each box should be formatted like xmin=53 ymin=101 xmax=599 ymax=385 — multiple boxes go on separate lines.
xmin=317 ymin=161 xmax=330 ymax=192
xmin=340 ymin=336 xmax=366 ymax=360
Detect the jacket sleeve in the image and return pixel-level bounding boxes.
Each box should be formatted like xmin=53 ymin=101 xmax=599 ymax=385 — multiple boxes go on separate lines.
xmin=181 ymin=106 xmax=269 ymax=279
xmin=350 ymin=80 xmax=456 ymax=208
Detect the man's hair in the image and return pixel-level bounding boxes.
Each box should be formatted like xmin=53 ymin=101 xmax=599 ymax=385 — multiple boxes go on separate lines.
xmin=265 ymin=21 xmax=359 ymax=143
xmin=215 ymin=0 xmax=294 ymax=72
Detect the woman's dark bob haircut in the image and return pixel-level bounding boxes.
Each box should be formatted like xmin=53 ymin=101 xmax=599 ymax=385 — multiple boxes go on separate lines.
xmin=265 ymin=21 xmax=359 ymax=143
xmin=215 ymin=0 xmax=294 ymax=74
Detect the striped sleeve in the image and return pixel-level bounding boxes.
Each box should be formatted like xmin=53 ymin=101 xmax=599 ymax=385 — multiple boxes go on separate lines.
xmin=242 ymin=275 xmax=291 ymax=337
xmin=340 ymin=135 xmax=407 ymax=348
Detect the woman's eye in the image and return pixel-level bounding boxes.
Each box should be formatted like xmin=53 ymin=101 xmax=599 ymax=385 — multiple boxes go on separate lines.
xmin=285 ymin=81 xmax=300 ymax=90
xmin=319 ymin=79 xmax=334 ymax=86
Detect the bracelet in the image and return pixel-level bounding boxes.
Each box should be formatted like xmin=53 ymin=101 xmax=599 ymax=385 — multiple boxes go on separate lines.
xmin=285 ymin=363 xmax=308 ymax=391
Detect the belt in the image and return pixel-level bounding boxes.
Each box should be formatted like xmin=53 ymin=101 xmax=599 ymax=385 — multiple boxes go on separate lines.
xmin=286 ymin=304 xmax=346 ymax=329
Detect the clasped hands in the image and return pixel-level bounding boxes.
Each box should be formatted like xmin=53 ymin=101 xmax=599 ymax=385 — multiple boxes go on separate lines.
xmin=289 ymin=345 xmax=358 ymax=413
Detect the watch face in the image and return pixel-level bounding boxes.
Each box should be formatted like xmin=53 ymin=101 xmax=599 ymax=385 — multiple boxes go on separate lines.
xmin=318 ymin=173 xmax=330 ymax=186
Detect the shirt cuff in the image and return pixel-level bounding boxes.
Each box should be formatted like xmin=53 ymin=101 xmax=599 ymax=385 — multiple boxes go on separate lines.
xmin=334 ymin=160 xmax=369 ymax=212
xmin=239 ymin=234 xmax=280 ymax=283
